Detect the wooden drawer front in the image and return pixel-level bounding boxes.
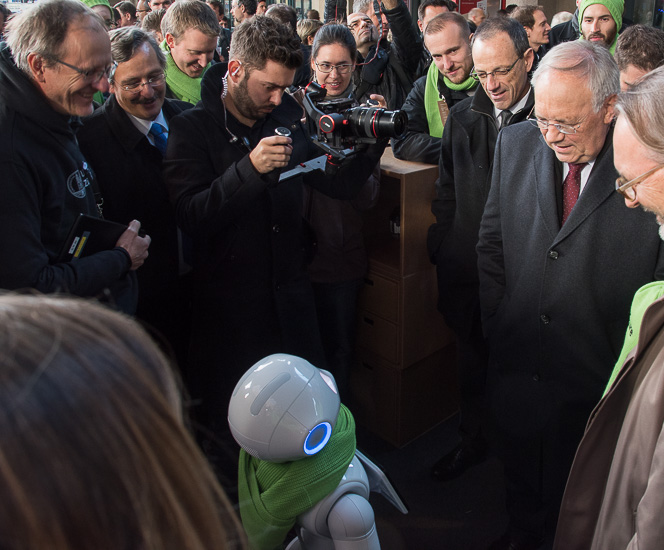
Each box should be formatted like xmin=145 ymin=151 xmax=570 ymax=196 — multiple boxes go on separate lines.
xmin=356 ymin=311 xmax=398 ymax=364
xmin=358 ymin=272 xmax=399 ymax=322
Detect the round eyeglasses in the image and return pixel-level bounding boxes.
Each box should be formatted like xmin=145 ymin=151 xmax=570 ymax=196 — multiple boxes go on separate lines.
xmin=314 ymin=62 xmax=354 ymax=75
xmin=615 ymin=163 xmax=664 ymax=201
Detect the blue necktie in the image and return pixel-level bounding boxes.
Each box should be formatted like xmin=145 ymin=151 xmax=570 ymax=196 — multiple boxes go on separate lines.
xmin=149 ymin=122 xmax=168 ymax=156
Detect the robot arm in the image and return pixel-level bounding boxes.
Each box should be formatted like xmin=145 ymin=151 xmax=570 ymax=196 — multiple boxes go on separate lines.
xmin=327 ymin=493 xmax=380 ymax=550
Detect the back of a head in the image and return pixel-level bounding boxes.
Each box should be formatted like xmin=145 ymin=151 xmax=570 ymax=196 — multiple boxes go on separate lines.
xmin=265 ymin=3 xmax=297 ymax=35
xmin=229 ymin=15 xmax=302 ymax=72
xmin=471 ymin=15 xmax=530 ymax=58
xmin=550 ymin=10 xmax=573 ymax=26
xmin=0 ymin=294 xmax=245 ymax=550
xmin=297 ymin=18 xmax=324 ymax=44
xmin=5 ymin=0 xmax=105 ymax=76
xmin=532 ymin=39 xmax=619 ymax=112
xmin=615 ymin=65 xmax=664 ymax=162
xmin=160 ymin=0 xmax=220 ymax=41
xmin=615 ymin=24 xmax=664 ymax=72
xmin=238 ymin=0 xmax=257 ymax=16
xmin=424 ymin=11 xmax=470 ymax=40
xmin=142 ymin=7 xmax=166 ymax=35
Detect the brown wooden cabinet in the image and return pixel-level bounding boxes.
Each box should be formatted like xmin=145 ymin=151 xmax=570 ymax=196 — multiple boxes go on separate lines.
xmin=350 ymin=149 xmax=459 ymax=447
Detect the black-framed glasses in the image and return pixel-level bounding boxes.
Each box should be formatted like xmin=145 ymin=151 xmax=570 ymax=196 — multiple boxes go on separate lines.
xmin=470 ymin=56 xmax=522 ymax=81
xmin=315 ymin=62 xmax=354 ymax=75
xmin=119 ymin=73 xmax=166 ymax=94
xmin=615 ymin=163 xmax=664 ymax=201
xmin=54 ymin=59 xmax=112 ymax=84
xmin=527 ymin=107 xmax=588 ymax=135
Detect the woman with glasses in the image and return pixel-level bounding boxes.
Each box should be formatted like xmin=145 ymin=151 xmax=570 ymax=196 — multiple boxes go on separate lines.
xmin=293 ymin=23 xmax=385 ymax=400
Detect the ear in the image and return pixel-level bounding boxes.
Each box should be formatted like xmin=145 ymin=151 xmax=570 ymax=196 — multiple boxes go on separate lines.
xmin=27 ymin=52 xmax=46 ymax=82
xmin=603 ymin=94 xmax=617 ymax=123
xmin=228 ymin=59 xmax=243 ymax=81
xmin=417 ymin=19 xmax=424 ymax=33
xmin=165 ymin=33 xmax=176 ymax=50
xmin=523 ymin=47 xmax=534 ymax=73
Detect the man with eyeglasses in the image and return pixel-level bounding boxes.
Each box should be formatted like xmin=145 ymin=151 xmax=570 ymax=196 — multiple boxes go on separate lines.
xmin=77 ymin=27 xmax=191 ymax=366
xmin=476 ymin=40 xmax=664 ymax=550
xmin=392 ymin=12 xmax=476 ymax=164
xmin=0 ymin=0 xmax=150 ymax=314
xmin=426 ymin=17 xmax=534 ymax=490
xmin=136 ymin=0 xmax=151 ymax=23
xmin=554 ymin=65 xmax=664 ymax=550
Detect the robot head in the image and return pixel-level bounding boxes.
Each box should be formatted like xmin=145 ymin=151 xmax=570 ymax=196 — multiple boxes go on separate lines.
xmin=228 ymin=354 xmax=341 ymax=463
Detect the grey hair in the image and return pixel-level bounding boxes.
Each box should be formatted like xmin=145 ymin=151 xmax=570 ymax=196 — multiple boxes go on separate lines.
xmin=5 ymin=0 xmax=104 ymax=75
xmin=471 ymin=16 xmax=531 ymax=58
xmin=108 ymin=26 xmax=166 ymax=83
xmin=615 ymin=65 xmax=664 ymax=163
xmin=160 ymin=0 xmax=219 ymax=42
xmin=353 ymin=0 xmax=373 ymax=15
xmin=532 ymin=40 xmax=619 ymax=112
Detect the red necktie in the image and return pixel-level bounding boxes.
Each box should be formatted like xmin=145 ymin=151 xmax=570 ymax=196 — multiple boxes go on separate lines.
xmin=562 ymin=163 xmax=587 ymax=225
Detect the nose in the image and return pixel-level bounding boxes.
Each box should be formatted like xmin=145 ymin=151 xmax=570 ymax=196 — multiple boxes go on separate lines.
xmin=270 ymin=89 xmax=283 ymax=107
xmin=200 ymin=52 xmax=213 ymax=67
xmin=485 ymin=72 xmax=500 ymax=90
xmin=591 ymin=19 xmax=601 ymax=32
xmin=95 ymin=74 xmax=110 ymax=94
xmin=442 ymin=55 xmax=454 ymax=70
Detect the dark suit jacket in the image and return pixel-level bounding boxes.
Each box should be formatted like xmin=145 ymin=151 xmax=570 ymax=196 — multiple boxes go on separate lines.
xmin=78 ymin=97 xmax=192 ymax=339
xmin=477 ymin=122 xmax=664 ymax=433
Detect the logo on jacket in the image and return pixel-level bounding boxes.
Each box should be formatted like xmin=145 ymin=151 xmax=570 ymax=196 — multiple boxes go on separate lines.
xmin=67 ymin=162 xmax=94 ymax=199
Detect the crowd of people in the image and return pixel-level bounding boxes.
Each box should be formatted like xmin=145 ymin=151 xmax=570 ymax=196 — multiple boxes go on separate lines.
xmin=2 ymin=0 xmax=664 ymax=547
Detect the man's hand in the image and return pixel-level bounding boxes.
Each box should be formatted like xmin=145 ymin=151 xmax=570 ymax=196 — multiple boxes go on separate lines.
xmin=249 ymin=135 xmax=293 ymax=174
xmin=115 ymin=220 xmax=151 ymax=271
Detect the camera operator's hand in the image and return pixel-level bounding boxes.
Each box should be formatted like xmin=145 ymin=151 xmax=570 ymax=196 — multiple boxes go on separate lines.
xmin=115 ymin=220 xmax=151 ymax=271
xmin=368 ymin=94 xmax=387 ymax=109
xmin=250 ymin=136 xmax=293 ymax=174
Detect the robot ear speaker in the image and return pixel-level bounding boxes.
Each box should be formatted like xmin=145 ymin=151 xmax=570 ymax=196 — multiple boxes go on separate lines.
xmin=303 ymin=422 xmax=332 ymax=455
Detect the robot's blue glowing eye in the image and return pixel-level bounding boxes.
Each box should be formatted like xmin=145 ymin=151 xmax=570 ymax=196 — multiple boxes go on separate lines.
xmin=303 ymin=422 xmax=332 ymax=455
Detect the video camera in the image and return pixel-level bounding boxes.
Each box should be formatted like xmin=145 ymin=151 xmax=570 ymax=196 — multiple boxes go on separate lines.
xmin=302 ymin=81 xmax=407 ymax=161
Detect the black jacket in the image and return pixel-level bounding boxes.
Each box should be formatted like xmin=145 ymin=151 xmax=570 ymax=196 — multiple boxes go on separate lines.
xmin=78 ymin=96 xmax=192 ymax=335
xmin=548 ymin=11 xmax=579 ymax=47
xmin=351 ymin=0 xmax=424 ymax=110
xmin=392 ymin=73 xmax=474 ymax=164
xmin=0 ymin=45 xmax=135 ymax=311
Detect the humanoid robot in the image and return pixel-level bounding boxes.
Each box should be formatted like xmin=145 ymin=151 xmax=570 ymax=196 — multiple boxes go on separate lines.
xmin=228 ymin=353 xmax=406 ymax=550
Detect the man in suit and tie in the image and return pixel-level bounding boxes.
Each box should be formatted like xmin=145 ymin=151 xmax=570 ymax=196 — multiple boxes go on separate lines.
xmin=428 ymin=17 xmax=534 ymax=485
xmin=78 ymin=26 xmax=192 ymax=368
xmin=477 ymin=40 xmax=664 ymax=549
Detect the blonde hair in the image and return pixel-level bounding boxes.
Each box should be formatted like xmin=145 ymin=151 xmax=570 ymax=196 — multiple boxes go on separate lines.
xmin=0 ymin=294 xmax=245 ymax=550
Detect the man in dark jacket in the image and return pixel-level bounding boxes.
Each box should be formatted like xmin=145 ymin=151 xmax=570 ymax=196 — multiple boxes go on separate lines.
xmin=163 ymin=17 xmax=386 ymax=480
xmin=347 ymin=0 xmax=424 ymax=110
xmin=428 ymin=17 xmax=534 ymax=487
xmin=0 ymin=0 xmax=150 ymax=314
xmin=392 ymin=12 xmax=476 ymax=164
xmin=78 ymin=27 xmax=192 ymax=367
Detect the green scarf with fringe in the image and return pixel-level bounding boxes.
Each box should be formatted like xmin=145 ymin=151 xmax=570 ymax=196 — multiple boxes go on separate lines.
xmin=159 ymin=40 xmax=208 ymax=105
xmin=424 ymin=62 xmax=477 ymax=138
xmin=238 ymin=404 xmax=356 ymax=550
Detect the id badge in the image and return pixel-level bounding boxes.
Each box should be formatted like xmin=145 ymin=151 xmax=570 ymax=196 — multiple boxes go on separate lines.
xmin=437 ymin=98 xmax=450 ymax=126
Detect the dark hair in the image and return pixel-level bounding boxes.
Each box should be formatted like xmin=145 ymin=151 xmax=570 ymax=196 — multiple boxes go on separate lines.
xmin=238 ymin=0 xmax=257 ymax=16
xmin=306 ymin=8 xmax=320 ymax=19
xmin=109 ymin=26 xmax=165 ymax=82
xmin=114 ymin=0 xmax=136 ymax=18
xmin=230 ymin=15 xmax=302 ymax=71
xmin=312 ymin=23 xmax=357 ymax=63
xmin=505 ymin=3 xmax=519 ymax=15
xmin=615 ymin=24 xmax=664 ymax=72
xmin=471 ymin=16 xmax=531 ymax=58
xmin=207 ymin=0 xmax=224 ymax=15
xmin=265 ymin=3 xmax=297 ymax=34
xmin=417 ymin=0 xmax=455 ymax=21
xmin=424 ymin=11 xmax=470 ymax=39
xmin=510 ymin=5 xmax=544 ymax=29
xmin=0 ymin=294 xmax=246 ymax=550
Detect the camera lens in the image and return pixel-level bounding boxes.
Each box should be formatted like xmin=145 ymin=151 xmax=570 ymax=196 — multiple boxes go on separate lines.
xmin=345 ymin=107 xmax=408 ymax=139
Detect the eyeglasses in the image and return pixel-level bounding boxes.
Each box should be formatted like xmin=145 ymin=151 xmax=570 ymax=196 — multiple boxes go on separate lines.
xmin=54 ymin=59 xmax=112 ymax=84
xmin=527 ymin=108 xmax=588 ymax=135
xmin=470 ymin=56 xmax=521 ymax=81
xmin=615 ymin=163 xmax=664 ymax=201
xmin=315 ymin=62 xmax=354 ymax=74
xmin=118 ymin=73 xmax=166 ymax=93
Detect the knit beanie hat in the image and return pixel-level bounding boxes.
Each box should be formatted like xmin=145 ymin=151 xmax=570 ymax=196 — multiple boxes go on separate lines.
xmin=578 ymin=0 xmax=624 ymax=34
xmin=81 ymin=0 xmax=113 ymax=19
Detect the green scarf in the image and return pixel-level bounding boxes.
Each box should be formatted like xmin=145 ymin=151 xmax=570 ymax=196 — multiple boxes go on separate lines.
xmin=424 ymin=62 xmax=476 ymax=138
xmin=159 ymin=40 xmax=208 ymax=105
xmin=238 ymin=404 xmax=357 ymax=550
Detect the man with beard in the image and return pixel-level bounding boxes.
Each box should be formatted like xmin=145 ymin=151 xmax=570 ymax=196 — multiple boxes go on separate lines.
xmin=78 ymin=27 xmax=192 ymax=369
xmin=392 ymin=12 xmax=477 ymax=164
xmin=163 ymin=16 xmax=387 ymax=488
xmin=160 ymin=0 xmax=219 ymax=105
xmin=477 ymin=40 xmax=664 ymax=549
xmin=0 ymin=0 xmax=150 ymax=314
xmin=347 ymin=0 xmax=423 ymax=110
xmin=427 ymin=17 xmax=535 ymax=488
xmin=579 ymin=0 xmax=623 ymax=54
xmin=554 ymin=65 xmax=664 ymax=550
